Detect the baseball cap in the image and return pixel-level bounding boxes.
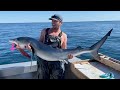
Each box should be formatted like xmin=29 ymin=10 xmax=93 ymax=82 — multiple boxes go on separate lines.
xmin=49 ymin=14 xmax=63 ymax=22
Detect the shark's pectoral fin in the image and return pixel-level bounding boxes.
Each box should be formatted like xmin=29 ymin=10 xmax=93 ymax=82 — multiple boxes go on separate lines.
xmin=76 ymin=46 xmax=83 ymax=49
xmin=28 ymin=43 xmax=35 ymax=70
xmin=28 ymin=43 xmax=35 ymax=56
xmin=59 ymin=59 xmax=69 ymax=64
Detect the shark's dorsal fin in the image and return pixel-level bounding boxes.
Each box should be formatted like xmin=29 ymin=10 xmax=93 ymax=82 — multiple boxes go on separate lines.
xmin=76 ymin=46 xmax=83 ymax=49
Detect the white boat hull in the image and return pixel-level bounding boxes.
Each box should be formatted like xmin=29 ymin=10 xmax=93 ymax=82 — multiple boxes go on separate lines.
xmin=0 ymin=61 xmax=37 ymax=79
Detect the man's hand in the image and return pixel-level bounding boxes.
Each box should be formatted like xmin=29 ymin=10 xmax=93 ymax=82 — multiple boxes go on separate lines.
xmin=16 ymin=44 xmax=31 ymax=58
xmin=67 ymin=54 xmax=73 ymax=59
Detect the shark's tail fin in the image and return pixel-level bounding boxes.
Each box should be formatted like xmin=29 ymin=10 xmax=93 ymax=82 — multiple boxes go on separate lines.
xmin=90 ymin=28 xmax=113 ymax=60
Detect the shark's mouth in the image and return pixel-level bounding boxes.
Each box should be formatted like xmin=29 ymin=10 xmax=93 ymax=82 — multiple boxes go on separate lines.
xmin=10 ymin=43 xmax=16 ymax=51
xmin=10 ymin=43 xmax=31 ymax=58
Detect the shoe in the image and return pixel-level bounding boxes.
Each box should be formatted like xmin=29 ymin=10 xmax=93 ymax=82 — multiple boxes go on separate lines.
xmin=99 ymin=72 xmax=114 ymax=79
xmin=108 ymin=72 xmax=114 ymax=79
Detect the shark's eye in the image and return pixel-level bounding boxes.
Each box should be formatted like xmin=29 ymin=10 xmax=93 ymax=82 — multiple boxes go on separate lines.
xmin=25 ymin=46 xmax=27 ymax=48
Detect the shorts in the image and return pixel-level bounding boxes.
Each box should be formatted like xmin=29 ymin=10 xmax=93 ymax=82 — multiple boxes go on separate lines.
xmin=34 ymin=55 xmax=65 ymax=79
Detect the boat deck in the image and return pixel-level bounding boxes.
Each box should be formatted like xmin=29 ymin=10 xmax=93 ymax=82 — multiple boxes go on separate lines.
xmin=64 ymin=54 xmax=120 ymax=79
xmin=70 ymin=60 xmax=120 ymax=79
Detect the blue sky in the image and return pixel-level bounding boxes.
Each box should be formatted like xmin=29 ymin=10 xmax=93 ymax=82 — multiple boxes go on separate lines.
xmin=0 ymin=11 xmax=120 ymax=23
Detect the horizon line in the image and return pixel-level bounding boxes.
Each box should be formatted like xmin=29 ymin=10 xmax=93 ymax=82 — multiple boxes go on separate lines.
xmin=0 ymin=20 xmax=120 ymax=23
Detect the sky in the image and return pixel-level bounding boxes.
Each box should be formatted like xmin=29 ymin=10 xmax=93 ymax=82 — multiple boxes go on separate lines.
xmin=0 ymin=11 xmax=120 ymax=23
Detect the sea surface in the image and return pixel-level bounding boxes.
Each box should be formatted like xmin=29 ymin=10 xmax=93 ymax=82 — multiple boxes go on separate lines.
xmin=0 ymin=21 xmax=120 ymax=65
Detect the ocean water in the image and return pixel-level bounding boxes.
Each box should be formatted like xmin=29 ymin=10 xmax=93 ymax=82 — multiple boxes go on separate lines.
xmin=0 ymin=21 xmax=120 ymax=65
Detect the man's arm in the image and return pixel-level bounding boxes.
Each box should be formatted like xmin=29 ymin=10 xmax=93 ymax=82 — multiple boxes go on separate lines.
xmin=61 ymin=33 xmax=73 ymax=59
xmin=39 ymin=29 xmax=46 ymax=43
xmin=61 ymin=33 xmax=67 ymax=49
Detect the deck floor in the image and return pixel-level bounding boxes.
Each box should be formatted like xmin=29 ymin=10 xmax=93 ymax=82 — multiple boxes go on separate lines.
xmin=74 ymin=61 xmax=120 ymax=79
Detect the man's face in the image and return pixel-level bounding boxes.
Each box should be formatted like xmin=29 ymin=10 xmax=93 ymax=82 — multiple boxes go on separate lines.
xmin=51 ymin=19 xmax=62 ymax=29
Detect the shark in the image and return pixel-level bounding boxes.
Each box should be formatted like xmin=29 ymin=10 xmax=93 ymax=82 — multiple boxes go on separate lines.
xmin=9 ymin=28 xmax=113 ymax=64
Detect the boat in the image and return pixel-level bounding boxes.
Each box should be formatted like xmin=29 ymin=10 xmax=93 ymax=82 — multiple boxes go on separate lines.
xmin=0 ymin=53 xmax=120 ymax=79
xmin=64 ymin=53 xmax=120 ymax=79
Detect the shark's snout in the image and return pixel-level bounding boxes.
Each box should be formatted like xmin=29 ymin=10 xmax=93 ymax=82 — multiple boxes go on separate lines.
xmin=9 ymin=40 xmax=14 ymax=43
xmin=9 ymin=39 xmax=18 ymax=46
xmin=9 ymin=39 xmax=15 ymax=43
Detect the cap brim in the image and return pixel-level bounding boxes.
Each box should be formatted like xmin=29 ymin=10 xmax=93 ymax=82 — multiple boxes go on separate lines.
xmin=49 ymin=18 xmax=59 ymax=21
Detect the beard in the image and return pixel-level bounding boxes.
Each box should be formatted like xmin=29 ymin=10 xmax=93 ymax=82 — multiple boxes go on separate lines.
xmin=52 ymin=25 xmax=59 ymax=29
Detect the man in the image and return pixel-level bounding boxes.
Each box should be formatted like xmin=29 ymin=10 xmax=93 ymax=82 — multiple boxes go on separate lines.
xmin=16 ymin=14 xmax=73 ymax=79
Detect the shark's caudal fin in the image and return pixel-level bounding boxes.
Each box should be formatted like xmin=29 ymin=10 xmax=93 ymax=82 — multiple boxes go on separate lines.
xmin=90 ymin=28 xmax=113 ymax=60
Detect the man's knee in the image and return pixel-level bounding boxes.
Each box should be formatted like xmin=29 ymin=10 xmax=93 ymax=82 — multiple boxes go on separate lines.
xmin=51 ymin=68 xmax=65 ymax=79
